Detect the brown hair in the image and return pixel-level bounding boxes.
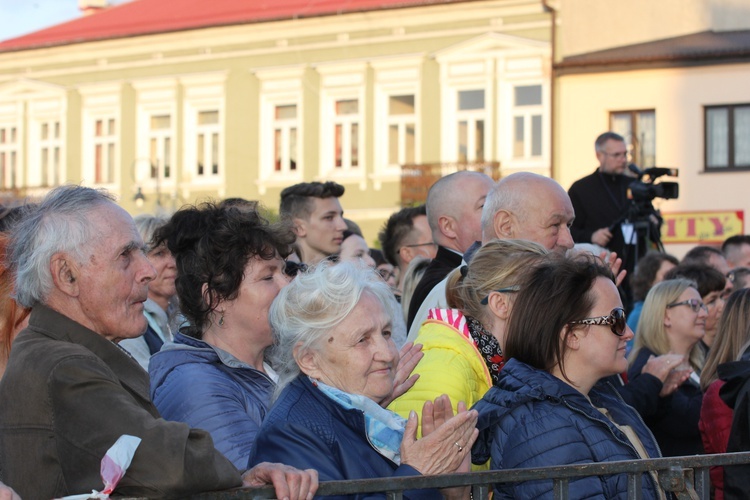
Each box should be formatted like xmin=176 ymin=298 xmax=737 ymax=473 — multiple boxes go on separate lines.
xmin=0 ymin=233 xmax=30 ymax=371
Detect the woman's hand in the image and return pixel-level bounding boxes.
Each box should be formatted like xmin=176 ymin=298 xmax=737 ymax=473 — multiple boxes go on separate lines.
xmin=400 ymin=394 xmax=478 ymax=476
xmin=380 ymin=342 xmax=423 ymax=407
xmin=242 ymin=462 xmax=319 ymax=500
xmin=641 ymin=354 xmax=692 ymax=397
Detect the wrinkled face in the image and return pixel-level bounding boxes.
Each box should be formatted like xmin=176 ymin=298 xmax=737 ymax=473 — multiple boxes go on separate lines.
xmin=303 ymin=292 xmax=399 ymax=403
xmin=339 ymin=234 xmax=376 ymax=268
xmin=596 ymin=139 xmax=628 ymax=175
xmin=514 ymin=184 xmax=575 ymax=254
xmin=452 ymin=176 xmax=495 ymax=253
xmin=665 ymin=287 xmax=707 ymax=347
xmin=294 ymin=197 xmax=347 ymax=263
xmin=574 ymin=277 xmax=634 ymax=380
xmin=76 ymin=204 xmax=156 ymax=342
xmin=221 ymin=254 xmax=290 ymax=347
xmin=146 ymin=243 xmax=177 ymax=304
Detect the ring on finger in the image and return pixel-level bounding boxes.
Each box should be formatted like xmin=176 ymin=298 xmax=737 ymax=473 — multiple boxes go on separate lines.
xmin=454 ymin=441 xmax=463 ymax=452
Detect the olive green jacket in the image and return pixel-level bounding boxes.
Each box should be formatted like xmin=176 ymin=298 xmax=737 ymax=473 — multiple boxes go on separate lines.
xmin=0 ymin=304 xmax=241 ymax=498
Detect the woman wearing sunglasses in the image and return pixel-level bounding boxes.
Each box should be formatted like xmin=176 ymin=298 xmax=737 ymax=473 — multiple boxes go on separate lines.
xmin=473 ymin=256 xmax=664 ymax=499
xmin=628 ymin=278 xmax=707 ymax=457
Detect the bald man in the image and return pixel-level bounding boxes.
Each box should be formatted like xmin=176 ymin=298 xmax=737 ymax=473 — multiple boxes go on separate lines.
xmin=406 ymin=171 xmax=495 ymax=329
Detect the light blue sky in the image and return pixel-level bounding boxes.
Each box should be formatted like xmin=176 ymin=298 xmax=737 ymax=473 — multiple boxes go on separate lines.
xmin=0 ymin=0 xmax=130 ymax=42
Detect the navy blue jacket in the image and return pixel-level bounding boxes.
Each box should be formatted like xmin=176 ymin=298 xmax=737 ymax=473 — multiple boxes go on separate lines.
xmin=472 ymin=358 xmax=662 ymax=499
xmin=628 ymin=347 xmax=704 ymax=457
xmin=718 ymin=360 xmax=750 ymax=499
xmin=248 ymin=375 xmax=440 ymax=500
xmin=149 ymin=332 xmax=275 ymax=470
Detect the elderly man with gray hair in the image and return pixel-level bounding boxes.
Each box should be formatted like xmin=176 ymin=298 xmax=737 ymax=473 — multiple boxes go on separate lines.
xmin=0 ymin=185 xmax=317 ymax=499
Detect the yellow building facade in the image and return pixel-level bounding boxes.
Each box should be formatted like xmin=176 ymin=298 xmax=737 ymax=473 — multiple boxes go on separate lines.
xmin=0 ymin=0 xmax=552 ymax=242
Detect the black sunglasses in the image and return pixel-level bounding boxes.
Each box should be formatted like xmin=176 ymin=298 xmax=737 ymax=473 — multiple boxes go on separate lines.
xmin=568 ymin=307 xmax=627 ymax=337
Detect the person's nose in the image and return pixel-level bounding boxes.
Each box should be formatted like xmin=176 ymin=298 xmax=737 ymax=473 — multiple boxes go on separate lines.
xmin=166 ymin=252 xmax=177 ymax=269
xmin=558 ymin=225 xmax=575 ymax=250
xmin=335 ymin=216 xmax=347 ymax=232
xmin=138 ymin=252 xmax=157 ymax=284
xmin=622 ymin=325 xmax=635 ymax=342
xmin=373 ymin=332 xmax=397 ymax=363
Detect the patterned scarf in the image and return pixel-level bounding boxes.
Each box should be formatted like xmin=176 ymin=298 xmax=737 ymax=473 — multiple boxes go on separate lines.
xmin=312 ymin=378 xmax=406 ymax=464
xmin=466 ymin=315 xmax=505 ymax=384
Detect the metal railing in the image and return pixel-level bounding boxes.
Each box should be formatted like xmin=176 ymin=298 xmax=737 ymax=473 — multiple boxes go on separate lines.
xmin=186 ymin=452 xmax=750 ymax=500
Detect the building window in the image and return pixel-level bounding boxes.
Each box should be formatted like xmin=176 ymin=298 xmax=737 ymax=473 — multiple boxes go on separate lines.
xmin=148 ymin=114 xmax=172 ymax=181
xmin=93 ymin=118 xmax=116 ymax=184
xmin=334 ymin=99 xmax=359 ymax=169
xmin=274 ymin=104 xmax=297 ymax=173
xmin=387 ymin=94 xmax=416 ymax=167
xmin=705 ymin=104 xmax=750 ymax=169
xmin=512 ymin=85 xmax=543 ymax=159
xmin=457 ymin=89 xmax=485 ymax=163
xmin=610 ymin=110 xmax=655 ymax=168
xmin=38 ymin=119 xmax=61 ymax=187
xmin=195 ymin=110 xmax=220 ymax=177
xmin=0 ymin=125 xmax=18 ymax=189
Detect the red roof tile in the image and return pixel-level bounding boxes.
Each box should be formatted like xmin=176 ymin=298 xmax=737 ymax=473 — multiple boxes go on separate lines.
xmin=0 ymin=0 xmax=477 ymax=52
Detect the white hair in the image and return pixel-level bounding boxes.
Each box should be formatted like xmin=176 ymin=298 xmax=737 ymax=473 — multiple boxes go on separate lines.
xmin=268 ymin=261 xmax=400 ymax=399
xmin=10 ymin=185 xmax=115 ymax=307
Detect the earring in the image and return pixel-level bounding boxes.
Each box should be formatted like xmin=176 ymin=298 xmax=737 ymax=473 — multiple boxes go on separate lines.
xmin=218 ymin=311 xmax=225 ymax=327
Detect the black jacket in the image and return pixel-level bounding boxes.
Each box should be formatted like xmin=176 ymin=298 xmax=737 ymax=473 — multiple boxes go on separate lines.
xmin=407 ymin=245 xmax=462 ymax=329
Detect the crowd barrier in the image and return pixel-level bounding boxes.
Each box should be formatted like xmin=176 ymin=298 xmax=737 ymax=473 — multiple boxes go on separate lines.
xmin=180 ymin=452 xmax=750 ymax=500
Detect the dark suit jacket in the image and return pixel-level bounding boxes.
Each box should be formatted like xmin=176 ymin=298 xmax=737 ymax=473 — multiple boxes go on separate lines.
xmin=0 ymin=305 xmax=240 ymax=498
xmin=407 ymin=245 xmax=463 ymax=329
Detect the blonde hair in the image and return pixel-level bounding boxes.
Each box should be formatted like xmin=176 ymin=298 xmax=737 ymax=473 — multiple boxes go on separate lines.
xmin=700 ymin=288 xmax=750 ymax=391
xmin=629 ymin=278 xmax=705 ymax=371
xmin=445 ymin=239 xmax=547 ymax=325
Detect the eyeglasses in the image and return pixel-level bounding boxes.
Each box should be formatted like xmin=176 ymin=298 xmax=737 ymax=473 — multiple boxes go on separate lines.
xmin=568 ymin=307 xmax=627 ymax=337
xmin=667 ymin=298 xmax=708 ymax=313
xmin=401 ymin=242 xmax=437 ymax=249
xmin=378 ymin=269 xmax=397 ymax=281
xmin=602 ymin=151 xmax=628 ymax=159
xmin=480 ymin=286 xmax=520 ymax=305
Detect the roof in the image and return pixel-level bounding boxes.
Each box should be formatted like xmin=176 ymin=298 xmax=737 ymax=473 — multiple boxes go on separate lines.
xmin=558 ymin=30 xmax=750 ymax=72
xmin=0 ymin=0 xmax=478 ymax=53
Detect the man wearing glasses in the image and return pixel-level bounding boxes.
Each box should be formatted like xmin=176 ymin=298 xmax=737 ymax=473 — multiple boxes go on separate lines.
xmin=568 ymin=131 xmax=636 ymax=256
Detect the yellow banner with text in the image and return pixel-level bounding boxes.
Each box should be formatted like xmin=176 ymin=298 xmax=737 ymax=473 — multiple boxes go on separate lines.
xmin=661 ymin=211 xmax=744 ymax=245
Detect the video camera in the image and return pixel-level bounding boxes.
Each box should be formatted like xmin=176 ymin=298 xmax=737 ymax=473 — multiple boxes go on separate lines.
xmin=627 ymin=164 xmax=679 ymax=202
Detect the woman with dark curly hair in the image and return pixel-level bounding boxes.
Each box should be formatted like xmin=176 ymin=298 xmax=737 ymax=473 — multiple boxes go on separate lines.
xmin=148 ymin=202 xmax=294 ymax=469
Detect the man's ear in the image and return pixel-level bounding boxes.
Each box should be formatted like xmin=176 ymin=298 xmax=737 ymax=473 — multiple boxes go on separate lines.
xmin=50 ymin=253 xmax=80 ymax=297
xmin=294 ymin=343 xmax=321 ymax=379
xmin=493 ymin=210 xmax=514 ymax=239
xmin=438 ymin=215 xmax=457 ymax=241
xmin=291 ymin=217 xmax=307 ymax=238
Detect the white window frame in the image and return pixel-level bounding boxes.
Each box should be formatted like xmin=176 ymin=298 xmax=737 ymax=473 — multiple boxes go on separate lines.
xmin=437 ymin=57 xmax=494 ymax=165
xmin=255 ymin=66 xmax=305 ymax=194
xmin=133 ymin=79 xmax=178 ymax=197
xmin=28 ymin=99 xmax=65 ymax=188
xmin=80 ymin=83 xmax=120 ymax=188
xmin=372 ymin=59 xmax=421 ymax=189
xmin=182 ymin=73 xmax=226 ymax=188
xmin=497 ymin=56 xmax=549 ymax=171
xmin=0 ymin=108 xmax=21 ymax=190
xmin=318 ymin=62 xmax=368 ymax=187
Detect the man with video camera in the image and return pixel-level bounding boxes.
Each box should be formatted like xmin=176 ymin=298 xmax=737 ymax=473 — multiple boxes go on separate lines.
xmin=569 ymin=131 xmax=636 ymax=258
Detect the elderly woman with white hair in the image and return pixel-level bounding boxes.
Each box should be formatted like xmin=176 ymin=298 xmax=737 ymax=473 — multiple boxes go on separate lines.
xmin=249 ymin=262 xmax=478 ymax=499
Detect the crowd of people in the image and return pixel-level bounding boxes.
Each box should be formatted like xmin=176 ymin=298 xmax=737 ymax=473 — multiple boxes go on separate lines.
xmin=1 ymin=132 xmax=750 ymax=499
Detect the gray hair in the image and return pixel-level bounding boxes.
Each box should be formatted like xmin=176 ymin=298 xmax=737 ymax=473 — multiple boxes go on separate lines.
xmin=426 ymin=171 xmax=489 ymax=235
xmin=480 ymin=172 xmax=542 ymax=238
xmin=9 ymin=185 xmax=115 ymax=308
xmin=268 ymin=261 xmax=399 ymax=399
xmin=134 ymin=214 xmax=168 ymax=251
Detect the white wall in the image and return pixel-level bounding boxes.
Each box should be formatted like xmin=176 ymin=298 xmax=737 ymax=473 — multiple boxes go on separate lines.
xmin=557 ymin=62 xmax=750 ymax=257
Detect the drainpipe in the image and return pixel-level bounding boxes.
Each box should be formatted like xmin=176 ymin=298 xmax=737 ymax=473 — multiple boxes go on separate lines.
xmin=541 ymin=0 xmax=557 ymax=179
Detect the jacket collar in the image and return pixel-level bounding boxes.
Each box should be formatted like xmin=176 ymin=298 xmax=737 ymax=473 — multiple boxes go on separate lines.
xmin=29 ymin=304 xmax=151 ymax=402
